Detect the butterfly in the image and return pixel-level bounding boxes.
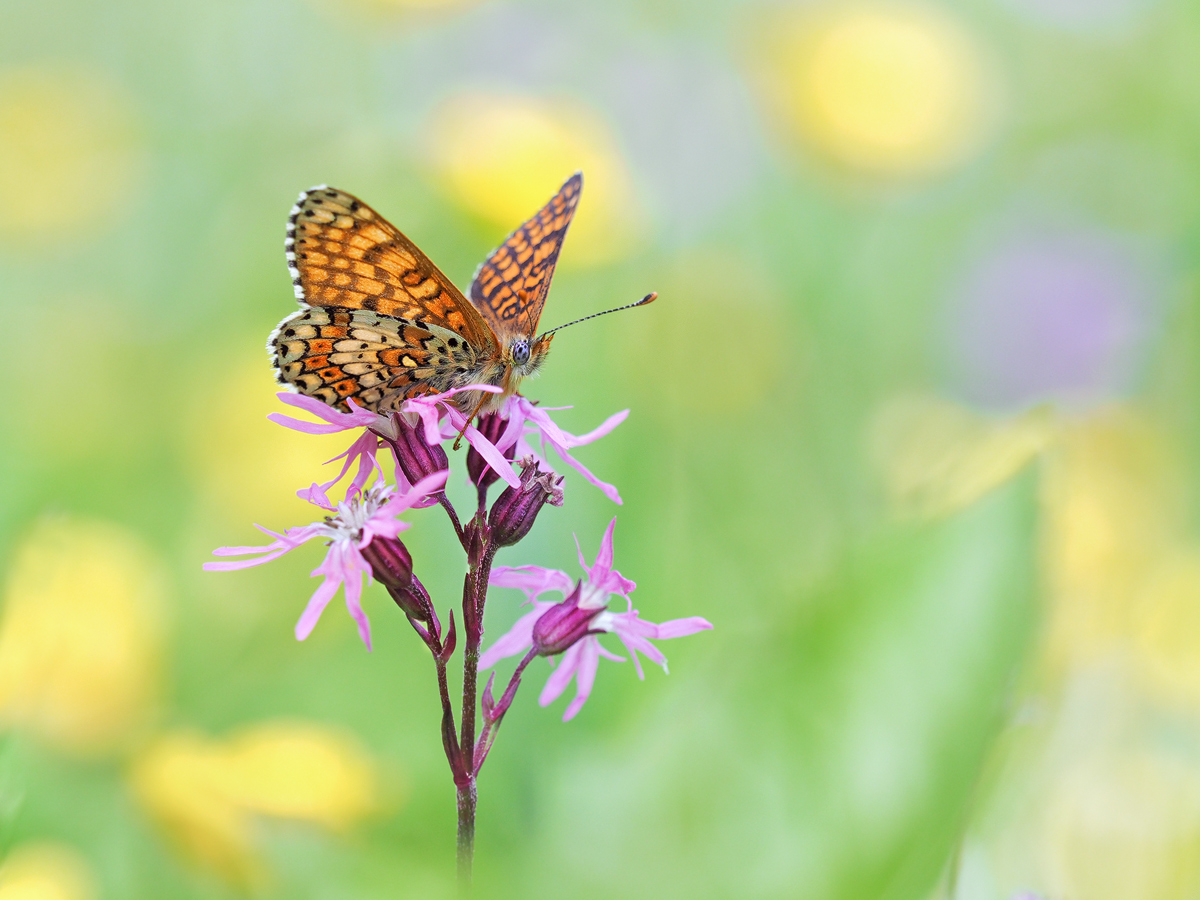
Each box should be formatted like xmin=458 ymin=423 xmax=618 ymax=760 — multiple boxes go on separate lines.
xmin=269 ymin=173 xmax=586 ymax=418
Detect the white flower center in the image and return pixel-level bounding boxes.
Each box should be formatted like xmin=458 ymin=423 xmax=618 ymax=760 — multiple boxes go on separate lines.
xmin=578 ymin=580 xmax=609 ymax=610
xmin=317 ymin=482 xmax=392 ymax=544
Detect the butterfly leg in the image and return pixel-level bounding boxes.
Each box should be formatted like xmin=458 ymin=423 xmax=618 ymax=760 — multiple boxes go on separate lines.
xmin=452 ymin=393 xmax=493 ymax=451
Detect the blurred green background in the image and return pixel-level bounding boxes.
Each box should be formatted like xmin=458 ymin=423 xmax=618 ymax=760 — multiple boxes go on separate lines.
xmin=3 ymin=0 xmax=1200 ymax=897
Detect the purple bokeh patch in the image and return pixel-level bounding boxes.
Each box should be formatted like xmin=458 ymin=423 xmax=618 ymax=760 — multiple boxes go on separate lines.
xmin=945 ymin=230 xmax=1155 ymax=410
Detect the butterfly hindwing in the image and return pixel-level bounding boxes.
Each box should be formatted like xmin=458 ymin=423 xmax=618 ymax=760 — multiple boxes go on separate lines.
xmin=287 ymin=186 xmax=497 ymax=354
xmin=469 ymin=173 xmax=582 ymax=343
xmin=270 ymin=307 xmax=479 ymax=413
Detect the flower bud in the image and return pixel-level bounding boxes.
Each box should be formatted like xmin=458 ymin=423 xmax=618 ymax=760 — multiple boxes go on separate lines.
xmin=393 ymin=579 xmax=435 ymax=624
xmin=359 ymin=535 xmax=412 ymax=590
xmin=488 ymin=457 xmax=564 ymax=547
xmin=467 ymin=413 xmax=516 ymax=490
xmin=360 ymin=535 xmax=427 ymax=620
xmin=532 ymin=583 xmax=603 ymax=657
xmin=384 ymin=414 xmax=449 ymax=489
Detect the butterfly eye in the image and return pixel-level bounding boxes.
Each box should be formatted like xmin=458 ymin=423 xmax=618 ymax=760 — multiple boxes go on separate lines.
xmin=511 ymin=339 xmax=531 ymax=367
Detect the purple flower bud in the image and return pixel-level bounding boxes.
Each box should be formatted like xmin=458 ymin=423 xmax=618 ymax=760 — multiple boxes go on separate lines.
xmin=532 ymin=583 xmax=604 ymax=657
xmin=360 ymin=537 xmax=430 ymax=621
xmin=383 ymin=414 xmax=449 ymax=489
xmin=359 ymin=534 xmax=412 ymax=590
xmin=464 ymin=515 xmax=487 ymax=570
xmin=467 ymin=413 xmax=516 ymax=490
xmin=488 ymin=457 xmax=564 ymax=548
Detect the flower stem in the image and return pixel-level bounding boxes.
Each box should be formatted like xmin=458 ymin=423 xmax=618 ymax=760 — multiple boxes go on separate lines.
xmin=457 ymin=539 xmax=495 ymax=889
xmin=457 ymin=779 xmax=476 ymax=891
xmin=474 ymin=648 xmax=536 ymax=772
xmin=439 ymin=493 xmax=466 ymax=547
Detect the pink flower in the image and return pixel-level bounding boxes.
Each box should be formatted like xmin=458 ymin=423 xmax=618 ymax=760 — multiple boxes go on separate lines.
xmin=271 ymin=387 xmax=521 ymax=495
xmin=204 ymin=471 xmax=448 ymax=649
xmin=480 ymin=519 xmax=713 ymax=720
xmin=410 ymin=386 xmax=520 ymax=489
xmin=479 ymin=396 xmax=628 ymax=504
xmin=270 ymin=393 xmax=387 ymax=501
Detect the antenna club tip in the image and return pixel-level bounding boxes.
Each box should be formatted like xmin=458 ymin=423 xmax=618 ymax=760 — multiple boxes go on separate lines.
xmin=641 ymin=292 xmax=658 ymax=305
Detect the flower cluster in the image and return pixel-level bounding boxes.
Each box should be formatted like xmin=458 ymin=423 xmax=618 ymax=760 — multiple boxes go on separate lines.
xmin=480 ymin=519 xmax=712 ymax=720
xmin=206 ymin=380 xmax=711 ymax=877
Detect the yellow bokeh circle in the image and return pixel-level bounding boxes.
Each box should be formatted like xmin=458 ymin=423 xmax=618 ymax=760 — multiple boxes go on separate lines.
xmin=0 ymin=67 xmax=141 ymax=240
xmin=0 ymin=517 xmax=163 ymax=755
xmin=0 ymin=843 xmax=95 ymax=900
xmin=425 ymin=93 xmax=643 ymax=265
xmin=758 ymin=5 xmax=993 ymax=175
xmin=130 ymin=722 xmax=381 ymax=889
xmin=186 ymin=361 xmax=370 ymax=527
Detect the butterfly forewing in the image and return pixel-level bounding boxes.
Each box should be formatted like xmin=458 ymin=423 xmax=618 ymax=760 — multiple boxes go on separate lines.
xmin=469 ymin=173 xmax=582 ymax=342
xmin=271 ymin=185 xmax=504 ymax=413
xmin=286 ymin=186 xmax=496 ymax=351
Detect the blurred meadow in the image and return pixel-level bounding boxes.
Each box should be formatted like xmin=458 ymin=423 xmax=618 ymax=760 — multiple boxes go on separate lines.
xmin=3 ymin=0 xmax=1200 ymax=897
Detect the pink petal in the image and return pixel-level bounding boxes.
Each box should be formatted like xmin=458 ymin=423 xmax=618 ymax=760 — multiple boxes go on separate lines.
xmin=358 ymin=516 xmax=408 ymax=547
xmin=415 ymin=403 xmax=444 ymax=447
xmin=496 ymin=409 xmax=526 ymax=453
xmin=654 ymin=616 xmax=714 ymax=639
xmin=294 ymin=572 xmax=341 ymax=641
xmin=297 ymin=483 xmax=334 ymax=507
xmin=342 ymin=433 xmax=383 ymax=497
xmin=267 ymin=414 xmax=349 ymax=435
xmin=615 ymin=630 xmax=662 ymax=679
xmin=447 ymin=412 xmax=520 ymax=488
xmin=382 ymin=470 xmax=449 ymax=514
xmin=565 ymin=409 xmax=629 ymax=447
xmin=205 ymin=524 xmax=321 ymax=570
xmin=203 ymin=551 xmax=288 ymax=571
xmin=490 ymin=565 xmax=574 ymax=599
xmin=562 ymin=638 xmax=601 ymax=721
xmin=210 ymin=541 xmax=281 ymax=557
xmin=516 ymin=400 xmax=569 ymax=447
xmin=478 ymin=603 xmax=552 ymax=669
xmin=573 ymin=525 xmax=636 ymax=598
xmin=339 ymin=545 xmax=373 ymax=650
xmin=539 ymin=640 xmax=584 ymax=707
xmin=591 ymin=518 xmax=617 ymax=578
xmin=271 ymin=393 xmax=381 ymax=431
xmin=596 ymin=644 xmax=625 ymax=663
xmin=543 ymin=441 xmax=623 ymax=504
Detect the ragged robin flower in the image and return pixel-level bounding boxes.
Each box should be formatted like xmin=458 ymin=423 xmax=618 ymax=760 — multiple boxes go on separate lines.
xmin=271 ymin=387 xmax=520 ymax=496
xmin=480 ymin=519 xmax=712 ymax=720
xmin=451 ymin=395 xmax=629 ymax=504
xmin=204 ymin=471 xmax=448 ymax=649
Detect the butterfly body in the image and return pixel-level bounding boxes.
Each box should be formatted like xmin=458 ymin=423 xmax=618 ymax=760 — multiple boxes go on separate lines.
xmin=270 ymin=176 xmax=579 ymax=416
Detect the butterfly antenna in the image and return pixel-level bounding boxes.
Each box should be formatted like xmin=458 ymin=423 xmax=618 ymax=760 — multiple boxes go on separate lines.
xmin=539 ymin=293 xmax=658 ymax=338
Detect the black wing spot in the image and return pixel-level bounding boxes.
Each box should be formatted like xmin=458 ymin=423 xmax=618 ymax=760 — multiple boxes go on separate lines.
xmin=447 ymin=337 xmax=459 ymax=348
xmin=304 ymin=209 xmax=316 ymax=217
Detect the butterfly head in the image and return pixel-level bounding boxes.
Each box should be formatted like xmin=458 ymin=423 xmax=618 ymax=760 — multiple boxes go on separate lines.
xmin=506 ymin=334 xmax=553 ymax=378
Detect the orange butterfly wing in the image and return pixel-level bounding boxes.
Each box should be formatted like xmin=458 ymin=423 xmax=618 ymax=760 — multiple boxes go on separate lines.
xmin=286 ymin=186 xmax=497 ymax=352
xmin=469 ymin=173 xmax=582 ymax=343
xmin=270 ymin=186 xmax=500 ymax=413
